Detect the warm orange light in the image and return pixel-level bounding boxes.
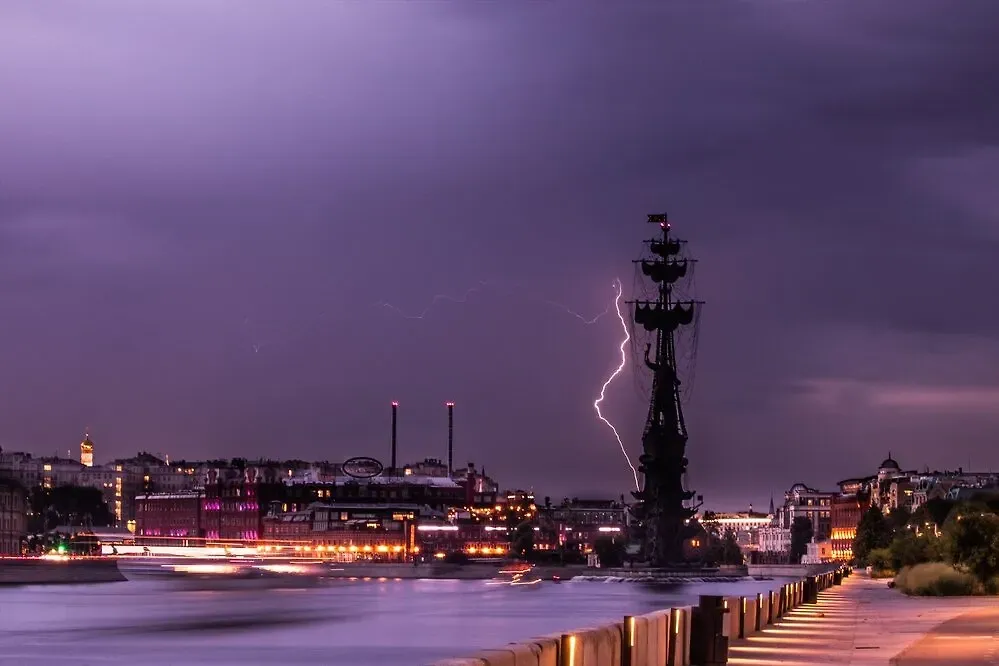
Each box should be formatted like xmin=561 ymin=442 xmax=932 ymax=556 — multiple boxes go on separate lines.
xmin=362 ymin=545 xmax=373 ymax=553
xmin=376 ymin=545 xmax=389 ymax=553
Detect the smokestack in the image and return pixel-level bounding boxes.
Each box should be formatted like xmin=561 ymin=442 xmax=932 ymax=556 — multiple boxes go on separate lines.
xmin=446 ymin=402 xmax=455 ymax=476
xmin=391 ymin=401 xmax=398 ymax=473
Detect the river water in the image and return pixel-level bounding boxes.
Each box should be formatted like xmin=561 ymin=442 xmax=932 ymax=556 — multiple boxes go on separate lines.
xmin=0 ymin=577 xmax=787 ymax=665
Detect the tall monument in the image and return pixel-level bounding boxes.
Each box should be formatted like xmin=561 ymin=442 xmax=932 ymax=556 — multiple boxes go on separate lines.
xmin=628 ymin=214 xmax=703 ymax=566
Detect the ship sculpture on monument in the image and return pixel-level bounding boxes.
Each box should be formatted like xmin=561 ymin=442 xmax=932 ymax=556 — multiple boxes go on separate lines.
xmin=628 ymin=213 xmax=704 ymax=567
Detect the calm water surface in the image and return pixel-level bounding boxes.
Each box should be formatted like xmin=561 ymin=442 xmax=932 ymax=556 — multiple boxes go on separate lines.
xmin=0 ymin=577 xmax=788 ymax=665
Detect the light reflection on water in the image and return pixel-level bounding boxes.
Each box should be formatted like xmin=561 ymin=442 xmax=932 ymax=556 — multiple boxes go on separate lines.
xmin=0 ymin=577 xmax=789 ymax=665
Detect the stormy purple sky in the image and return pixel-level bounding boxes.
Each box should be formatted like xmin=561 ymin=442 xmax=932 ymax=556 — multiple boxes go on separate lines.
xmin=2 ymin=1 xmax=998 ymax=508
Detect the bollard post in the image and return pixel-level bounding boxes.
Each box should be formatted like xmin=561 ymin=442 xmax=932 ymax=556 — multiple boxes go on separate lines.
xmin=667 ymin=608 xmax=679 ymax=666
xmin=689 ymin=596 xmax=729 ymax=666
xmin=622 ymin=616 xmax=634 ymax=666
xmin=755 ymin=593 xmax=763 ymax=632
xmin=805 ymin=576 xmax=818 ymax=604
xmin=559 ymin=634 xmax=575 ymax=666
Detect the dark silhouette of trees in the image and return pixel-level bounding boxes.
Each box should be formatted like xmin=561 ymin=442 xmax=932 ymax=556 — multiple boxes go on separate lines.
xmin=510 ymin=521 xmax=535 ymax=560
xmin=790 ymin=517 xmax=813 ymax=563
xmin=28 ymin=486 xmax=113 ymax=533
xmin=593 ymin=537 xmax=625 ymax=568
xmin=853 ymin=506 xmax=891 ymax=565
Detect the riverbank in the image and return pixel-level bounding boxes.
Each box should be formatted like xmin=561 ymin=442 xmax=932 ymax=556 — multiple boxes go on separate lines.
xmin=0 ymin=557 xmax=126 ymax=586
xmin=324 ymin=562 xmax=771 ymax=582
xmin=433 ymin=565 xmax=846 ymax=665
xmin=728 ymin=572 xmax=999 ymax=665
xmin=325 ymin=562 xmax=587 ymax=580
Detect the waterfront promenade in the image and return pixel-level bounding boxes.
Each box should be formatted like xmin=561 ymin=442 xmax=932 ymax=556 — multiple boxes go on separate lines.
xmin=729 ymin=574 xmax=999 ymax=666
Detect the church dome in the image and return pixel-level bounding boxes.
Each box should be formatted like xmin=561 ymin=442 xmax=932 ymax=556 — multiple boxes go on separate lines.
xmin=879 ymin=455 xmax=900 ymax=471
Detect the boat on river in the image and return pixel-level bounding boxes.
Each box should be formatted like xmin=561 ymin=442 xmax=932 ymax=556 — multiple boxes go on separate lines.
xmin=117 ymin=557 xmax=328 ymax=590
xmin=485 ymin=563 xmax=542 ymax=589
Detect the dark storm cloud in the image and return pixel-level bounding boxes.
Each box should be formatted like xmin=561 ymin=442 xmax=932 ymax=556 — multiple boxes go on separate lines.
xmin=1 ymin=0 xmax=998 ymax=506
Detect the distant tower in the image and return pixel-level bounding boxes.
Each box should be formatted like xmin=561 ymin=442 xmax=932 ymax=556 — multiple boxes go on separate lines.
xmin=391 ymin=401 xmax=399 ymax=473
xmin=80 ymin=430 xmax=94 ymax=468
xmin=445 ymin=402 xmax=455 ymax=476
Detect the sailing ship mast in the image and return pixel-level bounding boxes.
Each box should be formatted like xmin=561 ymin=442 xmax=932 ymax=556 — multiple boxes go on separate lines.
xmin=628 ymin=213 xmax=703 ymax=566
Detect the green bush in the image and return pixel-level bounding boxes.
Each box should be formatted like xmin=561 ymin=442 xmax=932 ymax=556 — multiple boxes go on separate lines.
xmin=867 ymin=547 xmax=894 ymax=577
xmin=895 ymin=563 xmax=978 ymax=596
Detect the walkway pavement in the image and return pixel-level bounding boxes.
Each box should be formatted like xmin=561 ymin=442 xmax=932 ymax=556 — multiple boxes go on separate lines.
xmin=728 ymin=574 xmax=998 ymax=665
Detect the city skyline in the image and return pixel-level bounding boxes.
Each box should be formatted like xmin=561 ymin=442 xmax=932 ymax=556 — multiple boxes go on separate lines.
xmin=2 ymin=1 xmax=999 ymax=508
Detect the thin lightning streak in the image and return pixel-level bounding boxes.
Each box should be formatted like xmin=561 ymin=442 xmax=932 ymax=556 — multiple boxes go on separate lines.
xmin=540 ymin=299 xmax=611 ymax=324
xmin=594 ymin=278 xmax=640 ymax=491
xmin=374 ymin=284 xmax=488 ymax=319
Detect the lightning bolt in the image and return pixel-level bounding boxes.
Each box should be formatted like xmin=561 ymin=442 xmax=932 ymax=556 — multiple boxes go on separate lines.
xmin=377 ymin=279 xmax=635 ymax=488
xmin=374 ymin=283 xmax=491 ymax=319
xmin=594 ymin=278 xmax=640 ymax=491
xmin=539 ymin=299 xmax=611 ymax=324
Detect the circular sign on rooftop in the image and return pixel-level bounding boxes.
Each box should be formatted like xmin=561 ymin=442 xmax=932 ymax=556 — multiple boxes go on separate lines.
xmin=342 ymin=456 xmax=384 ymax=479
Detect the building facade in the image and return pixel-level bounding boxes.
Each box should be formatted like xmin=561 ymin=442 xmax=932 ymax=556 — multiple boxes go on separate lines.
xmin=135 ymin=491 xmax=204 ymax=538
xmin=829 ymin=489 xmax=869 ymax=561
xmin=777 ymin=483 xmax=835 ymax=540
xmin=0 ymin=477 xmax=27 ymax=555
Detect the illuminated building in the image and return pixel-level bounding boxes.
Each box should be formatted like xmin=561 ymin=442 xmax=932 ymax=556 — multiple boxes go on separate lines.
xmin=830 ymin=490 xmax=868 ymax=561
xmin=135 ymin=490 xmax=204 ymax=538
xmin=700 ymin=511 xmax=772 ymax=554
xmin=202 ymin=465 xmax=285 ymax=541
xmin=263 ymin=503 xmax=434 ymax=561
xmin=451 ymin=463 xmax=499 ymax=508
xmin=282 ymin=474 xmax=466 ymax=513
xmin=80 ymin=433 xmax=94 ymax=468
xmin=414 ymin=522 xmax=510 ymax=557
xmin=542 ymin=498 xmax=629 ymax=553
xmin=0 ymin=477 xmax=27 ymax=555
xmin=775 ymin=483 xmax=835 ymax=540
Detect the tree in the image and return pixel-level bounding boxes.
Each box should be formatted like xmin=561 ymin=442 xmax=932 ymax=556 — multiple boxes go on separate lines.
xmin=888 ymin=528 xmax=940 ymax=570
xmin=28 ymin=486 xmax=113 ymax=533
xmin=943 ymin=511 xmax=999 ymax=584
xmin=924 ymin=498 xmax=956 ymax=528
xmin=790 ymin=517 xmax=813 ymax=564
xmin=886 ymin=507 xmax=912 ymax=532
xmin=720 ymin=530 xmax=743 ymax=565
xmin=593 ymin=537 xmax=625 ymax=568
xmin=853 ymin=506 xmax=891 ymax=565
xmin=510 ymin=521 xmax=535 ymax=560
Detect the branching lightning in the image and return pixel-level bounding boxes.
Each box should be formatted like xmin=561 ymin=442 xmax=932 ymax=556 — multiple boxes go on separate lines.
xmin=594 ymin=278 xmax=640 ymax=491
xmin=540 ymin=299 xmax=611 ymax=324
xmin=374 ymin=282 xmax=492 ymax=319
xmin=378 ymin=278 xmax=637 ymax=489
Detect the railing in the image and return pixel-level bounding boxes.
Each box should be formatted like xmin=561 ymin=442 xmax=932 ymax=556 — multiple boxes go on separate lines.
xmin=432 ymin=565 xmax=851 ymax=666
